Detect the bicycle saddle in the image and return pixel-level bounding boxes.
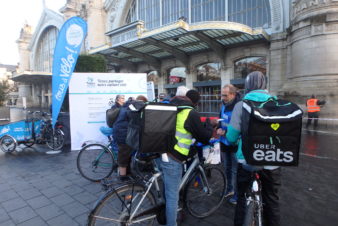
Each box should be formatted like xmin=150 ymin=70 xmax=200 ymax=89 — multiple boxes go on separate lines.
xmin=100 ymin=126 xmax=113 ymax=137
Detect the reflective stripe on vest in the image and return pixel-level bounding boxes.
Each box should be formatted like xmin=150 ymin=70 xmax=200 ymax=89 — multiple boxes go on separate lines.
xmin=307 ymin=99 xmax=320 ymax=112
xmin=174 ymin=108 xmax=193 ymax=156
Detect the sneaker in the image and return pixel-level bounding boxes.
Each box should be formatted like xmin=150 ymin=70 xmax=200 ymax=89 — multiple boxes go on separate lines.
xmin=224 ymin=190 xmax=234 ymax=198
xmin=229 ymin=197 xmax=237 ymax=205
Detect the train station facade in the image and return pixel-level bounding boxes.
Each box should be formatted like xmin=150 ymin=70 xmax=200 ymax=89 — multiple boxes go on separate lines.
xmin=13 ymin=0 xmax=338 ymax=118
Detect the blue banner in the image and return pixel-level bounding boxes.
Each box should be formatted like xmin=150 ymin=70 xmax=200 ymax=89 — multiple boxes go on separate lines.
xmin=52 ymin=17 xmax=87 ymax=127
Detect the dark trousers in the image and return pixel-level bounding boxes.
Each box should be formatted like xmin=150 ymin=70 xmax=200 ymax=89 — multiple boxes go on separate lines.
xmin=234 ymin=164 xmax=281 ymax=226
xmin=306 ymin=112 xmax=319 ymax=129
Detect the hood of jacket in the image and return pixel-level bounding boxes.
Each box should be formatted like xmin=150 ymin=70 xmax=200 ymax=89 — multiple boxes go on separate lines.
xmin=170 ymin=96 xmax=195 ymax=108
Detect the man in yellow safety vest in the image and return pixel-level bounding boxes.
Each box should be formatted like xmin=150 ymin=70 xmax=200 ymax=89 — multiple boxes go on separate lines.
xmin=158 ymin=89 xmax=213 ymax=226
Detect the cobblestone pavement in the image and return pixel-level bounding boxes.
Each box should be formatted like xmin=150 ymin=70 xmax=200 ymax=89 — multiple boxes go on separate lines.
xmin=0 ymin=131 xmax=338 ymax=226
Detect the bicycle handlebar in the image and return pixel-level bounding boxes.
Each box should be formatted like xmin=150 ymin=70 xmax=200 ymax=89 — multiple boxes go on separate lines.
xmin=194 ymin=139 xmax=220 ymax=147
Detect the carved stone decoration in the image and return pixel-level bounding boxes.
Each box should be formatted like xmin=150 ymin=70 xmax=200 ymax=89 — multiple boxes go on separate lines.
xmin=292 ymin=0 xmax=330 ymax=20
xmin=105 ymin=0 xmax=120 ymax=30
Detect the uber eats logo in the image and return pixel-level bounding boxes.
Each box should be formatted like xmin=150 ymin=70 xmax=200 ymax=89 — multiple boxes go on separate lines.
xmin=252 ymin=144 xmax=294 ymax=163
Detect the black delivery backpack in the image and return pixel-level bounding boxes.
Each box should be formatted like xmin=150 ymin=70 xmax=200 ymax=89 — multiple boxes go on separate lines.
xmin=241 ymin=98 xmax=303 ymax=166
xmin=139 ymin=103 xmax=178 ymax=154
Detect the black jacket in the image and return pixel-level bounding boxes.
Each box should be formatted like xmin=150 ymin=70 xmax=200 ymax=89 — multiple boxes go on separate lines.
xmin=113 ymin=101 xmax=131 ymax=145
xmin=170 ymin=96 xmax=213 ymax=161
xmin=111 ymin=102 xmax=122 ymax=110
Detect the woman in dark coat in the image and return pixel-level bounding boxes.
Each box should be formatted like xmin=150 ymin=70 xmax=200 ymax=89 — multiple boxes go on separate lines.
xmin=113 ymin=95 xmax=147 ymax=180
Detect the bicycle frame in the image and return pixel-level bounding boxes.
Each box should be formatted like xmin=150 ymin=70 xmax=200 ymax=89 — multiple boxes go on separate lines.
xmin=93 ymin=149 xmax=115 ymax=168
xmin=179 ymin=155 xmax=211 ymax=193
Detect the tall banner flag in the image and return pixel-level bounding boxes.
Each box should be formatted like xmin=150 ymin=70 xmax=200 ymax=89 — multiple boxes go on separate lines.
xmin=52 ymin=17 xmax=87 ymax=127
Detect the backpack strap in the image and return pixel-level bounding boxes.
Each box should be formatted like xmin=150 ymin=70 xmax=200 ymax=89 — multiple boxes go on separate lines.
xmin=177 ymin=106 xmax=194 ymax=110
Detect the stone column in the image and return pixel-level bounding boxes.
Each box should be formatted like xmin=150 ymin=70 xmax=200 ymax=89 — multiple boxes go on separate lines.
xmin=16 ymin=24 xmax=32 ymax=72
xmin=185 ymin=66 xmax=196 ymax=89
xmin=41 ymin=84 xmax=46 ymax=107
xmin=157 ymin=70 xmax=165 ymax=94
xmin=87 ymin=0 xmax=106 ymax=49
xmin=221 ymin=65 xmax=232 ymax=88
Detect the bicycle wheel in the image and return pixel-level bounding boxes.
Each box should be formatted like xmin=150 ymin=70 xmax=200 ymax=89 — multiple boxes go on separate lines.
xmin=77 ymin=144 xmax=115 ymax=182
xmin=243 ymin=201 xmax=262 ymax=226
xmin=45 ymin=128 xmax=65 ymax=150
xmin=0 ymin=135 xmax=16 ymax=153
xmin=184 ymin=165 xmax=226 ymax=218
xmin=243 ymin=194 xmax=263 ymax=226
xmin=88 ymin=184 xmax=157 ymax=226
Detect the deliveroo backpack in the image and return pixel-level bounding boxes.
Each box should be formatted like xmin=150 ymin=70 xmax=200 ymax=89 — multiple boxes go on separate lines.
xmin=241 ymin=98 xmax=303 ymax=166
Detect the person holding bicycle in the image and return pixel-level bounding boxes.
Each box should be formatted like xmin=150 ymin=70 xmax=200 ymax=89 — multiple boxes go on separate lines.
xmin=159 ymin=89 xmax=213 ymax=226
xmin=226 ymin=71 xmax=282 ymax=226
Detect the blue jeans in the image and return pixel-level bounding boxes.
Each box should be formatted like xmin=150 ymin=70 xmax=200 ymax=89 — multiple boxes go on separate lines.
xmin=221 ymin=150 xmax=238 ymax=193
xmin=159 ymin=155 xmax=183 ymax=226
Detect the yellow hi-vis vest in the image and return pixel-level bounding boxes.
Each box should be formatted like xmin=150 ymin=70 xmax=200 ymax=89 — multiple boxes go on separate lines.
xmin=174 ymin=108 xmax=193 ymax=156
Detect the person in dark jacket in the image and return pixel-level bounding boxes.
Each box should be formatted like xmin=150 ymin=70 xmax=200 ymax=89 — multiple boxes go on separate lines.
xmin=113 ymin=99 xmax=132 ymax=180
xmin=158 ymin=89 xmax=213 ymax=226
xmin=113 ymin=95 xmax=148 ymax=180
xmin=216 ymin=84 xmax=241 ymax=204
xmin=111 ymin=94 xmax=125 ymax=110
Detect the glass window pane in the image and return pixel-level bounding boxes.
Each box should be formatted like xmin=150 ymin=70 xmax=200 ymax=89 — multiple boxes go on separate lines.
xmin=196 ymin=62 xmax=221 ymax=81
xmin=35 ymin=26 xmax=58 ymax=72
xmin=228 ymin=0 xmax=271 ymax=28
xmin=234 ymin=56 xmax=267 ymax=79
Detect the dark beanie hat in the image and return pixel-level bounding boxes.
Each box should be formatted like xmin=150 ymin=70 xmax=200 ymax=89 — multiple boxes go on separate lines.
xmin=245 ymin=71 xmax=267 ymax=93
xmin=186 ymin=89 xmax=200 ymax=105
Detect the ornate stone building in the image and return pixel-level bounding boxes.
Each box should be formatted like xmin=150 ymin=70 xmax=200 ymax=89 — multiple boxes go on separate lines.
xmin=14 ymin=0 xmax=338 ymax=119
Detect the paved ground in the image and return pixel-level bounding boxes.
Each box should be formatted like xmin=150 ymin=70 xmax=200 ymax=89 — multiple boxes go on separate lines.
xmin=0 ymin=130 xmax=337 ymax=226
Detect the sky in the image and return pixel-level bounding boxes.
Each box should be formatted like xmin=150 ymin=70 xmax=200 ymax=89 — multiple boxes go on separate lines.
xmin=0 ymin=0 xmax=66 ymax=65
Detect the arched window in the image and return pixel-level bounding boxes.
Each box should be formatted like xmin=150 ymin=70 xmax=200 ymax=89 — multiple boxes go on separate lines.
xmin=126 ymin=0 xmax=137 ymax=24
xmin=167 ymin=67 xmax=186 ymax=84
xmin=196 ymin=62 xmax=221 ymax=81
xmin=234 ymin=56 xmax=267 ymax=79
xmin=147 ymin=70 xmax=159 ymax=85
xmin=125 ymin=0 xmax=271 ymax=30
xmin=35 ymin=26 xmax=58 ymax=72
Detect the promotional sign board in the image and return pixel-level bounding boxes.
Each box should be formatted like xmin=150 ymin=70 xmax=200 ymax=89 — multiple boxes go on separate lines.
xmin=69 ymin=73 xmax=147 ymax=150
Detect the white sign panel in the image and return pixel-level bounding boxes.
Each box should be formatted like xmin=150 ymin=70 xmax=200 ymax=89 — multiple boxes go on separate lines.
xmin=69 ymin=73 xmax=147 ymax=150
xmin=147 ymin=81 xmax=155 ymax=101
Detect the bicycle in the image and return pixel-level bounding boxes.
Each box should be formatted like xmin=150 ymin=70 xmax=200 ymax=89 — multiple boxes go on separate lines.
xmin=77 ymin=126 xmax=119 ymax=182
xmin=87 ymin=141 xmax=226 ymax=225
xmin=34 ymin=111 xmax=65 ymax=150
xmin=243 ymin=171 xmax=263 ymax=226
